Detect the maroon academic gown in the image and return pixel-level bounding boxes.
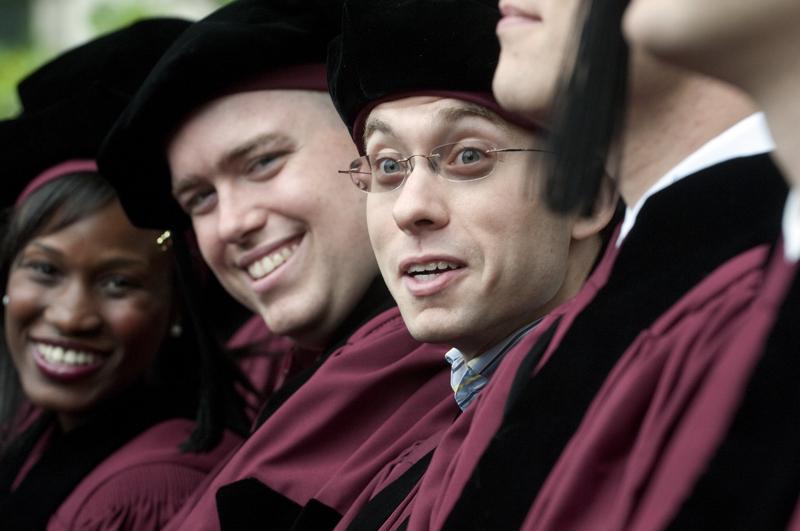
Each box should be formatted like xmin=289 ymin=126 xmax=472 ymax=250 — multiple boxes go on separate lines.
xmin=296 ymin=386 xmax=458 ymax=530
xmin=659 ymin=243 xmax=800 ymax=530
xmin=47 ymin=419 xmax=241 ymax=530
xmin=433 ymin=154 xmax=787 ymax=531
xmin=0 ymin=388 xmax=242 ymax=531
xmin=519 ymin=243 xmax=776 ymax=529
xmin=620 ymin=245 xmax=797 ymax=530
xmin=166 ymin=306 xmax=449 ymax=531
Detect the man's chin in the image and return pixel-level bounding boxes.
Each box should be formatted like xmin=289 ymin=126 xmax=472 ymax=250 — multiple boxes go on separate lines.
xmin=405 ymin=318 xmax=464 ymax=347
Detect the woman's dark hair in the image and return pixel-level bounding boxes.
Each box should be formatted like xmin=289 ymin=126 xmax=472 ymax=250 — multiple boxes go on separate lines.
xmin=543 ymin=0 xmax=632 ymax=216
xmin=0 ymin=172 xmax=248 ymax=453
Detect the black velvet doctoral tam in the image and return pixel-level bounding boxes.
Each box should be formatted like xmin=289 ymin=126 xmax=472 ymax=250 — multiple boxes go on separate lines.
xmin=0 ymin=18 xmax=189 ymax=206
xmin=327 ymin=0 xmax=501 ymax=140
xmin=99 ymin=0 xmax=343 ymax=230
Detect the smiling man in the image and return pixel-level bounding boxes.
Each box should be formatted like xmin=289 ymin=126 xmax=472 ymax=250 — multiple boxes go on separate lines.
xmin=98 ymin=1 xmax=454 ymax=529
xmin=317 ymin=1 xmax=616 ymax=528
xmin=166 ymin=88 xmax=375 ymax=347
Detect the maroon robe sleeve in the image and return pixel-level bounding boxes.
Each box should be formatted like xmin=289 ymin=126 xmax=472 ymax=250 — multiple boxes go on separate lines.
xmin=47 ymin=419 xmax=241 ymax=531
xmin=309 ymin=391 xmax=457 ymax=518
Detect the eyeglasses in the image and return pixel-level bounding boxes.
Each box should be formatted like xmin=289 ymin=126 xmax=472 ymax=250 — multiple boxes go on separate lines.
xmin=338 ymin=140 xmax=550 ymax=193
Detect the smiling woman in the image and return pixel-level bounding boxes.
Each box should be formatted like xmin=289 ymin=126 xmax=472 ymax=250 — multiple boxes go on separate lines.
xmin=0 ymin=165 xmax=245 ymax=531
xmin=3 ymin=172 xmax=175 ymax=431
xmin=0 ymin=18 xmax=247 ymax=531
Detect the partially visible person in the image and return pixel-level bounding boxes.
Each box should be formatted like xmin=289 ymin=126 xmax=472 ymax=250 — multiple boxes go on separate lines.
xmin=318 ymin=1 xmax=617 ymax=529
xmin=414 ymin=0 xmax=789 ymax=530
xmin=624 ymin=0 xmax=800 ymax=187
xmin=0 ymin=19 xmax=246 ymax=531
xmin=579 ymin=1 xmax=800 ymax=528
xmin=99 ymin=2 xmax=452 ymax=529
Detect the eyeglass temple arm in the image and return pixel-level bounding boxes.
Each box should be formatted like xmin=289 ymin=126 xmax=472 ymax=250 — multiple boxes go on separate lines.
xmin=487 ymin=148 xmax=552 ymax=154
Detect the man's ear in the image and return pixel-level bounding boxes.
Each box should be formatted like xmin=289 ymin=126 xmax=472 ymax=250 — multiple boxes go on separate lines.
xmin=571 ymin=174 xmax=619 ymax=240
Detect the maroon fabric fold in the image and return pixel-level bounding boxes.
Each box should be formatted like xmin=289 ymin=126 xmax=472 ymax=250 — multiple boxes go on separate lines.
xmin=48 ymin=419 xmax=241 ymax=530
xmin=167 ymin=308 xmax=449 ymax=531
xmin=312 ymin=392 xmax=458 ymax=517
xmin=519 ymin=244 xmax=776 ymax=530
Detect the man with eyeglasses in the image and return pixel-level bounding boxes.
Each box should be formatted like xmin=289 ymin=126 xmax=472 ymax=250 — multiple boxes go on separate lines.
xmin=307 ymin=0 xmax=617 ymax=528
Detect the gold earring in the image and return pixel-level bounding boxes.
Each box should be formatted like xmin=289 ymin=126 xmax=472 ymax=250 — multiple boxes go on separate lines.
xmin=156 ymin=230 xmax=173 ymax=251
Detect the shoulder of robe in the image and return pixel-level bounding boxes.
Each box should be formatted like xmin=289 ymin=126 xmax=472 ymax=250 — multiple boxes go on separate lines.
xmin=49 ymin=419 xmax=242 ymax=530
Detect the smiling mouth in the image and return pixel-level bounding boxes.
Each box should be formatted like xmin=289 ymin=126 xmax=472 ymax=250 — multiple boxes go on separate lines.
xmin=405 ymin=261 xmax=463 ymax=282
xmin=246 ymin=241 xmax=300 ymax=281
xmin=35 ymin=342 xmax=104 ymax=367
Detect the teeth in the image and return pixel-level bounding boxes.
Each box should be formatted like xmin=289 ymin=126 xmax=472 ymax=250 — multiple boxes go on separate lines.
xmin=250 ymin=260 xmax=265 ymax=278
xmin=407 ymin=261 xmax=460 ymax=274
xmin=36 ymin=343 xmax=100 ymax=367
xmin=247 ymin=243 xmax=299 ymax=280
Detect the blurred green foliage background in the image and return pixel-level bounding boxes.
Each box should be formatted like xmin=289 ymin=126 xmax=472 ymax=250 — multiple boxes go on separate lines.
xmin=0 ymin=0 xmax=232 ymax=119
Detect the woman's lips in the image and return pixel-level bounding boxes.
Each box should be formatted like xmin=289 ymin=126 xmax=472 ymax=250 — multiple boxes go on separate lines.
xmin=32 ymin=341 xmax=107 ymax=383
xmin=498 ymin=4 xmax=543 ymax=32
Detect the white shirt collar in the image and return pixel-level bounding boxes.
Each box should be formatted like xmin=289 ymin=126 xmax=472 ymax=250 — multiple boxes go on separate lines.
xmin=782 ymin=187 xmax=800 ymax=262
xmin=617 ymin=113 xmax=775 ymax=246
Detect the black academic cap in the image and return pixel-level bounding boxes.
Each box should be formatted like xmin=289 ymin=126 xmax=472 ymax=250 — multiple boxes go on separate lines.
xmin=328 ymin=0 xmax=502 ymax=143
xmin=0 ymin=18 xmax=190 ymax=208
xmin=99 ymin=0 xmax=344 ymax=230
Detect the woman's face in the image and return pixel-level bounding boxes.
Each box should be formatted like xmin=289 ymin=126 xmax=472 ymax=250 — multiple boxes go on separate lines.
xmin=4 ymin=200 xmax=175 ymax=430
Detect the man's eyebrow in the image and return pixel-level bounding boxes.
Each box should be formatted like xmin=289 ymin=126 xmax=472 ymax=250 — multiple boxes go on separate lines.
xmin=219 ymin=132 xmax=289 ymax=170
xmin=437 ymin=103 xmax=510 ymax=131
xmin=362 ymin=102 xmax=510 ymax=148
xmin=172 ymin=132 xmax=290 ymax=196
xmin=363 ymin=118 xmax=394 ymax=145
xmin=172 ymin=174 xmax=204 ymax=197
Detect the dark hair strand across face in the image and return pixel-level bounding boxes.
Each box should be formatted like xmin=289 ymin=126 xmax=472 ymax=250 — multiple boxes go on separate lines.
xmin=543 ymin=0 xmax=632 ymax=216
